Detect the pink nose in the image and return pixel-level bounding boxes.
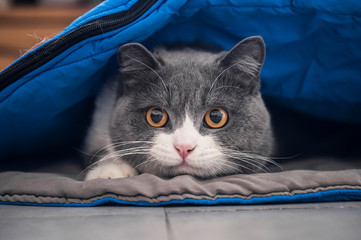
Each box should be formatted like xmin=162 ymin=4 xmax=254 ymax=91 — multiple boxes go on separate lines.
xmin=174 ymin=144 xmax=196 ymax=160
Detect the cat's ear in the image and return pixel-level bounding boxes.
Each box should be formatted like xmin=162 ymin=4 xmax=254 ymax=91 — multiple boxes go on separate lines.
xmin=219 ymin=36 xmax=265 ymax=78
xmin=117 ymin=43 xmax=161 ymax=72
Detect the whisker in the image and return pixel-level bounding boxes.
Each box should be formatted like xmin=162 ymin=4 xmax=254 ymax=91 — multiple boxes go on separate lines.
xmin=81 ymin=140 xmax=151 ymax=175
xmin=269 ymin=152 xmax=304 ymax=160
xmin=209 ymin=58 xmax=259 ymax=94
xmin=237 ymin=150 xmax=283 ymax=167
xmin=87 ymin=143 xmax=118 ymax=166
xmin=123 ymin=54 xmax=168 ymax=93
xmin=222 ymin=156 xmax=263 ymax=173
xmin=222 ymin=148 xmax=285 ymax=172
xmin=85 ymin=140 xmax=152 ymax=164
xmin=73 ymin=147 xmax=95 ymax=157
xmin=109 ymin=140 xmax=154 ymax=146
xmin=209 ymin=63 xmax=238 ymax=94
xmin=134 ymin=159 xmax=152 ymax=170
xmin=211 ymin=160 xmax=231 ymax=177
xmin=225 ymin=154 xmax=270 ymax=172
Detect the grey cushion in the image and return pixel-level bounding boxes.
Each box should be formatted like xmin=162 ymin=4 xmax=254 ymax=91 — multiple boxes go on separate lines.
xmin=1 ymin=170 xmax=361 ymax=206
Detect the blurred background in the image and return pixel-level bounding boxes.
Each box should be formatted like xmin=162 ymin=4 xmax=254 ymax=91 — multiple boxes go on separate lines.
xmin=0 ymin=0 xmax=101 ymax=71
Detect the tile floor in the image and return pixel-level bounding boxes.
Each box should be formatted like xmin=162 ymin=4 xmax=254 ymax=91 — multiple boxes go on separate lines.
xmin=1 ymin=201 xmax=360 ymax=240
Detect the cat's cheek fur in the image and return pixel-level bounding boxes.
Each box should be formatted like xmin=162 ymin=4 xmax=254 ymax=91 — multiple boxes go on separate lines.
xmin=85 ymin=159 xmax=139 ymax=180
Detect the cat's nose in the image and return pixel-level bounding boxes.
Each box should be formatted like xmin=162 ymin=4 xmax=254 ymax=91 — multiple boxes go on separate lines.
xmin=174 ymin=144 xmax=196 ymax=160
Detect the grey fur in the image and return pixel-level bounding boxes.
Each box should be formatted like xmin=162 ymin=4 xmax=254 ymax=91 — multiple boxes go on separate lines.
xmin=84 ymin=36 xmax=275 ymax=178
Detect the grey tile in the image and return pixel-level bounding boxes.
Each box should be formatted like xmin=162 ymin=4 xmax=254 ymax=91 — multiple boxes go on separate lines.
xmin=165 ymin=203 xmax=361 ymax=240
xmin=0 ymin=205 xmax=164 ymax=219
xmin=2 ymin=203 xmax=361 ymax=240
xmin=0 ymin=206 xmax=167 ymax=240
xmin=165 ymin=201 xmax=361 ymax=213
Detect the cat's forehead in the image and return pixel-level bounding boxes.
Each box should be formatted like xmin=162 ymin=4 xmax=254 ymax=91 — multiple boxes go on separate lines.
xmin=156 ymin=51 xmax=220 ymax=92
xmin=154 ymin=48 xmax=222 ymax=66
xmin=161 ymin=69 xmax=210 ymax=112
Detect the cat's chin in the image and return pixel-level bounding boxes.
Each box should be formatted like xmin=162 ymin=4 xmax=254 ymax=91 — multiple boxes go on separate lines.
xmin=156 ymin=162 xmax=222 ymax=179
xmin=172 ymin=163 xmax=202 ymax=174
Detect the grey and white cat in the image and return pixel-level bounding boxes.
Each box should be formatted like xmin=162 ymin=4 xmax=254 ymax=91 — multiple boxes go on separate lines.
xmin=83 ymin=36 xmax=275 ymax=180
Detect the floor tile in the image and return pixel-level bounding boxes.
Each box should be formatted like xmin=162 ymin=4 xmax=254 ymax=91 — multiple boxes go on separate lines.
xmin=0 ymin=205 xmax=167 ymax=240
xmin=165 ymin=202 xmax=361 ymax=240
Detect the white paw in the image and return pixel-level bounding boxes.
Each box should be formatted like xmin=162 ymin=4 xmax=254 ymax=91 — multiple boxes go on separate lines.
xmin=85 ymin=160 xmax=138 ymax=180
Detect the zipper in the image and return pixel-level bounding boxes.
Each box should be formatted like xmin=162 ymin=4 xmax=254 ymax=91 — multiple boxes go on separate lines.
xmin=0 ymin=0 xmax=158 ymax=91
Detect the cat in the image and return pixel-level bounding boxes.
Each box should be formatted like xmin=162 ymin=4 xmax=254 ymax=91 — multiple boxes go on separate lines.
xmin=83 ymin=36 xmax=276 ymax=180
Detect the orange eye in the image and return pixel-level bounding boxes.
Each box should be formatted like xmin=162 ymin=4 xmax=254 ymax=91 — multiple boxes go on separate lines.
xmin=204 ymin=107 xmax=228 ymax=129
xmin=146 ymin=107 xmax=168 ymax=127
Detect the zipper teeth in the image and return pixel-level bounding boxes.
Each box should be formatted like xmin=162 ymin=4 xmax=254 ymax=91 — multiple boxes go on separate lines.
xmin=0 ymin=0 xmax=157 ymax=91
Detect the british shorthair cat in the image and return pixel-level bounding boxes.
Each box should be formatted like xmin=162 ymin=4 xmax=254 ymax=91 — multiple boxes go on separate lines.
xmin=83 ymin=36 xmax=276 ymax=180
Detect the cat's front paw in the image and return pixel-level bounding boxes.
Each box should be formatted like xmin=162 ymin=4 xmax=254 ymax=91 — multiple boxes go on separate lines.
xmin=85 ymin=160 xmax=138 ymax=180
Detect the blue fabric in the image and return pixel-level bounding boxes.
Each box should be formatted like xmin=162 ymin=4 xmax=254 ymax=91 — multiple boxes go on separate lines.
xmin=1 ymin=0 xmax=361 ymax=159
xmin=1 ymin=188 xmax=360 ymax=207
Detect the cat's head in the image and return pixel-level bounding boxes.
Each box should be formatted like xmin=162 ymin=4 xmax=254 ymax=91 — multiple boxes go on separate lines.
xmin=110 ymin=36 xmax=274 ymax=178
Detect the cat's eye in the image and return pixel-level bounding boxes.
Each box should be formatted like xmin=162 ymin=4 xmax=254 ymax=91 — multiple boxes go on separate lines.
xmin=204 ymin=107 xmax=228 ymax=129
xmin=146 ymin=107 xmax=168 ymax=127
